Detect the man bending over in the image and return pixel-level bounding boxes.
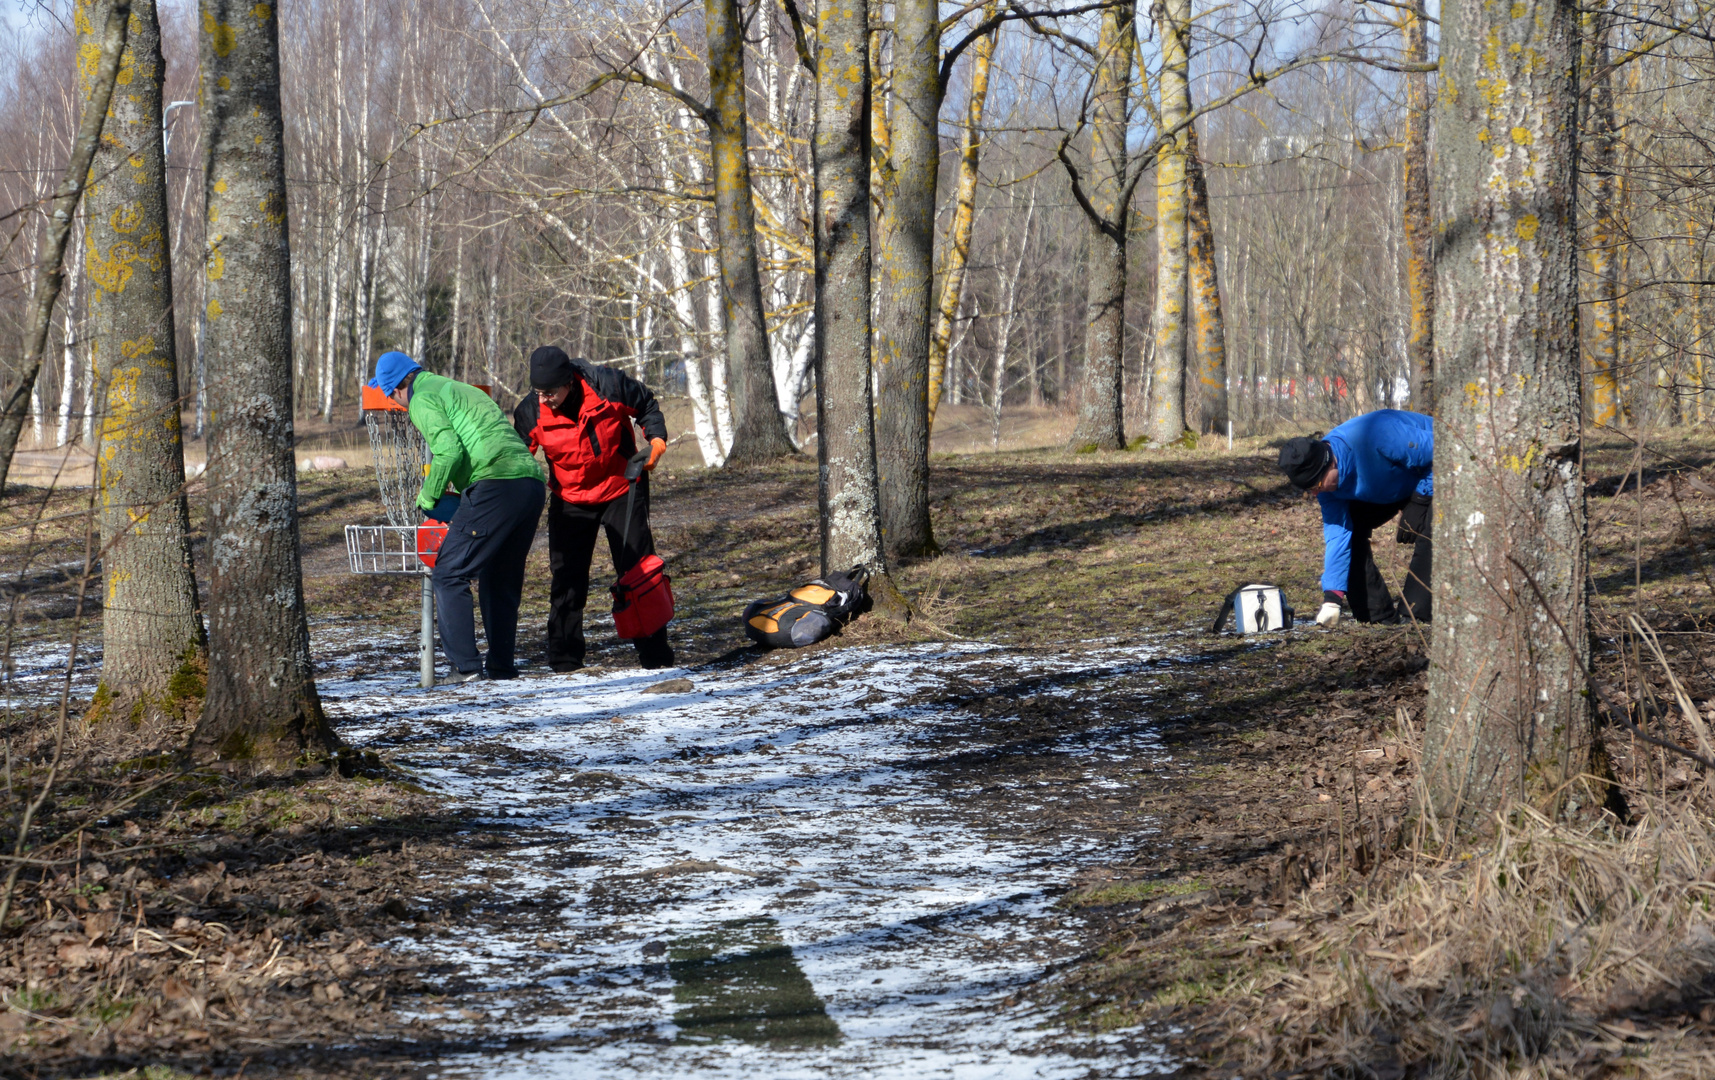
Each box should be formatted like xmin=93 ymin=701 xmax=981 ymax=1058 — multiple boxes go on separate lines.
xmin=369 ymin=351 xmax=546 ymax=683
xmin=1278 ymin=408 xmax=1434 ymax=627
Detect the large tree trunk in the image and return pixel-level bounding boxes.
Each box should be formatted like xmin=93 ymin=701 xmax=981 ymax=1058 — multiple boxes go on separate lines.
xmin=1402 ymin=0 xmax=1436 ymax=409
xmin=1185 ymin=122 xmax=1228 ymax=434
xmin=0 ymin=0 xmax=131 ymax=493
xmin=1581 ymin=0 xmax=1621 ymax=427
xmin=1421 ymin=0 xmax=1587 ymax=837
xmin=81 ymin=0 xmax=205 ymax=719
xmin=873 ymin=0 xmax=939 ymax=558
xmin=927 ymin=3 xmax=999 ymax=429
xmin=1067 ymin=1 xmax=1135 ymax=452
xmin=706 ymin=0 xmax=795 ymax=464
xmin=192 ymin=0 xmax=336 ymax=765
xmin=1148 ymin=0 xmax=1191 ymax=446
xmin=813 ymin=0 xmax=888 ymax=578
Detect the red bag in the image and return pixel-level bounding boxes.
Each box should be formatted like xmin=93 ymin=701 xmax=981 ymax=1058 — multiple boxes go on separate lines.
xmin=612 ymin=554 xmax=674 ymax=639
xmin=417 ymin=519 xmax=450 ymax=569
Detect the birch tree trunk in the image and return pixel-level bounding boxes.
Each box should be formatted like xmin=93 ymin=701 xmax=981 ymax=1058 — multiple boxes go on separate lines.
xmin=1421 ymin=0 xmax=1588 ymax=836
xmin=1403 ymin=0 xmax=1436 ymax=409
xmin=706 ymin=0 xmax=796 ymax=464
xmin=192 ymin=0 xmax=336 ymax=764
xmin=80 ymin=0 xmax=205 ymax=719
xmin=58 ymin=274 xmax=80 ymax=448
xmin=1067 ymin=1 xmax=1134 ymax=452
xmin=927 ymin=8 xmax=998 ymax=429
xmin=872 ymin=0 xmax=939 ymax=557
xmin=1581 ymin=1 xmax=1621 ymax=427
xmin=1185 ymin=122 xmax=1228 ymax=434
xmin=1148 ymin=0 xmax=1192 ymax=445
xmin=0 ymin=0 xmax=130 ymax=493
xmin=814 ymin=0 xmax=888 ymax=578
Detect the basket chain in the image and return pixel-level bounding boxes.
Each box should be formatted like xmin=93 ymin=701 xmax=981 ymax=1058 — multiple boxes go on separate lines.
xmin=364 ymin=410 xmax=428 ymax=528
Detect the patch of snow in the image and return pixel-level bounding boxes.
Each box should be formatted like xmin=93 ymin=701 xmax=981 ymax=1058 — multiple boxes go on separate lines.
xmin=324 ymin=640 xmax=1177 ymax=1078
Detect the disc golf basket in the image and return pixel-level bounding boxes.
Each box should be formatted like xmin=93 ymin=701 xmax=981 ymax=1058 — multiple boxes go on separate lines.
xmin=345 ymin=384 xmax=441 ymax=687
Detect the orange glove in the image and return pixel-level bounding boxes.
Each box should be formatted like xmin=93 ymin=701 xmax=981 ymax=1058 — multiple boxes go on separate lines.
xmin=646 ymin=437 xmax=668 ymax=471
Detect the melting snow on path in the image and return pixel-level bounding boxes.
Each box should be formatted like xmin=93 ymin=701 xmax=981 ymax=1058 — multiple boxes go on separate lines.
xmin=324 ymin=641 xmax=1176 ymax=1079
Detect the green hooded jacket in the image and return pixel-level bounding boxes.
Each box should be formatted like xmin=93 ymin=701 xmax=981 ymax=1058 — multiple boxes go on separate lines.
xmin=407 ymin=372 xmax=544 ymax=511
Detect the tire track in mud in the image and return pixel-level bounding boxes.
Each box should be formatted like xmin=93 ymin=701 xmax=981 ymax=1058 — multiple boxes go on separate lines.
xmin=321 ymin=641 xmax=1180 ymax=1079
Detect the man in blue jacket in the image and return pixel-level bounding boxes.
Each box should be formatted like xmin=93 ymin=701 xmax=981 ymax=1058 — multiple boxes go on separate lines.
xmin=1278 ymin=409 xmax=1433 ymax=626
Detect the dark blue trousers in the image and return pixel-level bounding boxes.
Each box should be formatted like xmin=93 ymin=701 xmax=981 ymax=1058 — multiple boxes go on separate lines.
xmin=432 ymin=476 xmax=545 ymax=677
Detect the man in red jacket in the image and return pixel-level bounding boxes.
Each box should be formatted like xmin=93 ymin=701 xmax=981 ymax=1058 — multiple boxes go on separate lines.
xmin=514 ymin=346 xmax=673 ymax=671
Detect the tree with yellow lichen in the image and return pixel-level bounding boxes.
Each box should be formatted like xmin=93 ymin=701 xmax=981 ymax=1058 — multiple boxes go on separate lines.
xmin=78 ymin=0 xmax=205 ymax=726
xmin=1580 ymin=0 xmax=1622 ymax=428
xmin=1184 ymin=123 xmax=1227 ymax=435
xmin=1420 ymin=0 xmax=1591 ymax=837
xmin=0 ymin=0 xmax=131 ymax=494
xmin=926 ymin=9 xmax=1000 ymax=433
xmin=191 ymin=0 xmax=337 ymax=766
xmin=1148 ymin=0 xmax=1191 ymax=446
xmin=1402 ymin=0 xmax=1435 ymax=410
xmin=703 ymin=0 xmax=797 ymax=464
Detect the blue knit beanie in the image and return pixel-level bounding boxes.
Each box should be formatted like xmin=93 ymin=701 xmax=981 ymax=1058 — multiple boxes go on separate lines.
xmin=367 ymin=351 xmax=422 ymax=395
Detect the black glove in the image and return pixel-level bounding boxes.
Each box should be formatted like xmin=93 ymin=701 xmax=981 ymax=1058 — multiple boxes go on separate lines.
xmin=425 ymin=492 xmax=461 ymax=523
xmin=1397 ymin=492 xmax=1431 ymax=545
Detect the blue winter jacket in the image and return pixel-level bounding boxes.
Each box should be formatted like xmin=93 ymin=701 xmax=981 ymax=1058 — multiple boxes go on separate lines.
xmin=1317 ymin=409 xmax=1435 ymax=592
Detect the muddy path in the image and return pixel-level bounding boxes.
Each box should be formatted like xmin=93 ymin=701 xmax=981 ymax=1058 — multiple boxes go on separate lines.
xmin=318 ymin=636 xmax=1202 ymax=1077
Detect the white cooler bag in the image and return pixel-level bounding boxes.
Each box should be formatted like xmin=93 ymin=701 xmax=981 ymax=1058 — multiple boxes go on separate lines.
xmin=1212 ymin=584 xmax=1294 ymax=634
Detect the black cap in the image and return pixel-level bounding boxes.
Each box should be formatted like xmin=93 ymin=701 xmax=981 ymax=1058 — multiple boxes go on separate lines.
xmin=529 ymin=346 xmax=577 ymax=391
xmin=1279 ymin=437 xmax=1333 ymax=490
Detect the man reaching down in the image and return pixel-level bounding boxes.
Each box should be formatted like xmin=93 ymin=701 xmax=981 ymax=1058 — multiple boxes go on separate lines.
xmin=1278 ymin=408 xmax=1434 ymax=627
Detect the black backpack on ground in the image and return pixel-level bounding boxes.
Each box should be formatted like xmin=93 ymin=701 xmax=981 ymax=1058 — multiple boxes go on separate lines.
xmin=743 ymin=567 xmax=871 ymax=649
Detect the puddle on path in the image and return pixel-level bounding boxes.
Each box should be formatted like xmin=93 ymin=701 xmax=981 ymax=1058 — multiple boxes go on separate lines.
xmin=326 ymin=639 xmax=1178 ymax=1078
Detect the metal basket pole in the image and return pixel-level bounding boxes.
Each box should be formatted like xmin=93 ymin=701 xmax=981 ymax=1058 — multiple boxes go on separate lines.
xmin=420 ymin=576 xmax=434 ymax=688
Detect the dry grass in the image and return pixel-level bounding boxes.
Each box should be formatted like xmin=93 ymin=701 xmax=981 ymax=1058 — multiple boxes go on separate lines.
xmin=1220 ymin=773 xmax=1715 ymax=1077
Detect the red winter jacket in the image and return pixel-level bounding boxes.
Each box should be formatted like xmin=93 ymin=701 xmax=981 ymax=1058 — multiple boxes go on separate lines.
xmin=512 ymin=358 xmax=669 ymax=505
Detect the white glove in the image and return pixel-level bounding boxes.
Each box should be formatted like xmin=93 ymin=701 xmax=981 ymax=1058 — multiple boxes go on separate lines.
xmin=1316 ymin=602 xmax=1342 ymax=627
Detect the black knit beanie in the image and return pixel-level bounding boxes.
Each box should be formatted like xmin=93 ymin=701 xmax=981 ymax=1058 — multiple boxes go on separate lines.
xmin=529 ymin=346 xmax=577 ymax=391
xmin=1279 ymin=437 xmax=1333 ymax=490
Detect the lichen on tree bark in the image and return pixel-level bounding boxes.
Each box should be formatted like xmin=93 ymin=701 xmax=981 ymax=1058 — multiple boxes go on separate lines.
xmin=1147 ymin=0 xmax=1192 ymax=447
xmin=705 ymin=0 xmax=796 ymax=466
xmin=1422 ymin=0 xmax=1590 ymax=836
xmin=191 ymin=0 xmax=336 ymax=765
xmin=79 ymin=0 xmax=205 ymax=724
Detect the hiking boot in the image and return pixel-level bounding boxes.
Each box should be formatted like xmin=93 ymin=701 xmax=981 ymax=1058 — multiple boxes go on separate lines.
xmin=550 ymin=660 xmax=585 ymax=673
xmin=444 ymin=669 xmax=485 ymax=686
xmin=636 ymin=629 xmax=675 ymax=670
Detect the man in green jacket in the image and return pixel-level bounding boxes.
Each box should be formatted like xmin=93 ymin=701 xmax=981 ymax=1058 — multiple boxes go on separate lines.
xmin=370 ymin=351 xmax=546 ymax=684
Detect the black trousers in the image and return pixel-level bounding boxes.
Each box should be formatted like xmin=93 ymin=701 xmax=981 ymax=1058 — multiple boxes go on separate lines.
xmin=1345 ymin=498 xmax=1433 ymax=624
xmin=546 ymin=481 xmax=672 ymax=669
xmin=432 ymin=476 xmax=546 ymax=677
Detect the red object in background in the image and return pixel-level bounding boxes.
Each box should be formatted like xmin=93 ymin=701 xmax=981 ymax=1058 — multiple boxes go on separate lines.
xmin=417 ymin=519 xmax=450 ymax=569
xmin=611 ymin=554 xmax=674 ymax=639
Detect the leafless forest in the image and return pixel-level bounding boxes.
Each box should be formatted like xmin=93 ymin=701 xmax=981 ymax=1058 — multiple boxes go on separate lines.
xmin=0 ymin=0 xmax=1704 ymax=467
